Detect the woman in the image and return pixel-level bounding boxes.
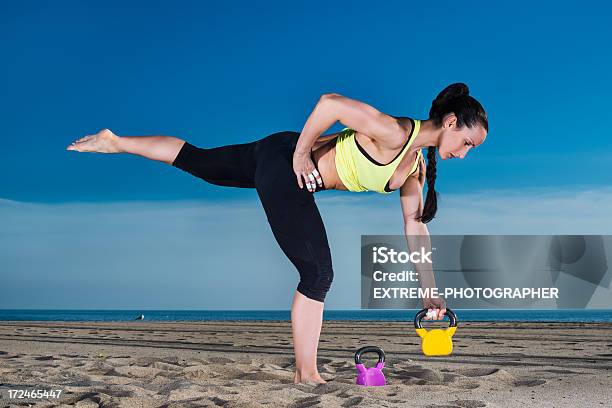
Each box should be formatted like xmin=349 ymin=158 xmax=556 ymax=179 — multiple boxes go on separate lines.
xmin=67 ymin=82 xmax=488 ymax=384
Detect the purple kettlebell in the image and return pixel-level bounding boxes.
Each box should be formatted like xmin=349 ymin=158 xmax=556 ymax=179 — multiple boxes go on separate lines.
xmin=355 ymin=346 xmax=386 ymax=386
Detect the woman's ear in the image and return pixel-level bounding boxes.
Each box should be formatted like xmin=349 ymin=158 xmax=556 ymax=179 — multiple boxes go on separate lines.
xmin=442 ymin=113 xmax=457 ymax=128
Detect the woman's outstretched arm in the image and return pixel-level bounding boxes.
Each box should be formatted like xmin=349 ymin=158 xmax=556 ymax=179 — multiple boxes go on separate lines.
xmin=66 ymin=128 xmax=185 ymax=165
xmin=400 ymin=164 xmax=447 ymax=320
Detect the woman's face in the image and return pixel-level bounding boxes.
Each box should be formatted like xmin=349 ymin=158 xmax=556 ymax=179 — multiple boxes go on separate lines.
xmin=438 ymin=114 xmax=487 ymax=160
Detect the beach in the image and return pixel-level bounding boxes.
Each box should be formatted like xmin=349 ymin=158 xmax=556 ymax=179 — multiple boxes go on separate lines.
xmin=0 ymin=320 xmax=610 ymax=407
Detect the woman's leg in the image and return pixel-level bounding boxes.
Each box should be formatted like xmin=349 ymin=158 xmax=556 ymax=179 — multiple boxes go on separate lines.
xmin=66 ymin=128 xmax=185 ymax=164
xmin=291 ymin=291 xmax=326 ymax=383
xmin=66 ymin=128 xmax=258 ymax=188
xmin=254 ymin=135 xmax=334 ymax=384
xmin=257 ymin=185 xmax=332 ymax=383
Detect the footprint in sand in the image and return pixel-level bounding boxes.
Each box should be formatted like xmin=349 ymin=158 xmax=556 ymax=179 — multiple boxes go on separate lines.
xmin=456 ymin=368 xmax=499 ymax=377
xmin=152 ymin=361 xmax=183 ymax=372
xmin=238 ymin=371 xmax=293 ymax=382
xmin=207 ymin=356 xmax=235 ymax=364
xmin=306 ymin=382 xmax=342 ymax=395
xmin=329 ymin=361 xmax=352 ymax=368
xmin=513 ymin=378 xmax=546 ymax=387
xmin=457 ymin=382 xmax=480 ymax=389
xmin=427 ymin=400 xmax=486 ymax=408
xmin=34 ymin=356 xmax=57 ymax=361
xmin=442 ymin=373 xmax=461 ymax=382
xmin=537 ymin=368 xmax=580 ymax=374
xmin=322 ymin=361 xmax=357 ymax=377
xmin=291 ymin=395 xmax=321 ymax=408
xmin=98 ymin=387 xmax=136 ymax=398
xmin=390 ymin=367 xmax=444 ymax=384
xmin=106 ymin=366 xmax=162 ymax=378
xmin=341 ymin=396 xmax=364 ymax=407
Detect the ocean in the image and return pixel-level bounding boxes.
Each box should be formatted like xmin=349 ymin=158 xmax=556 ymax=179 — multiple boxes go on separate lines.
xmin=0 ymin=309 xmax=611 ymax=322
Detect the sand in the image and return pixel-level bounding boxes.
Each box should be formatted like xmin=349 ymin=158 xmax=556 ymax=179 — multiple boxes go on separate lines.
xmin=0 ymin=320 xmax=610 ymax=407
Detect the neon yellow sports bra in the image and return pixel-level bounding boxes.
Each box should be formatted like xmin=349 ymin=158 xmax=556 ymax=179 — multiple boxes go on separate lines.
xmin=334 ymin=118 xmax=422 ymax=194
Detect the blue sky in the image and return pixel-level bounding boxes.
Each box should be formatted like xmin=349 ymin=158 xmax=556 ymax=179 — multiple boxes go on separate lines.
xmin=1 ymin=1 xmax=611 ymax=309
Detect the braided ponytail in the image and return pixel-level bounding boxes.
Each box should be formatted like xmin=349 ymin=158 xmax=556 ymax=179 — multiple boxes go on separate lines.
xmin=418 ymin=83 xmax=488 ymax=224
xmin=419 ymin=146 xmax=439 ymax=223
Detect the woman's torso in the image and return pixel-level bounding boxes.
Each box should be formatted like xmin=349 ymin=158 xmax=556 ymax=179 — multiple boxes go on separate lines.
xmin=311 ymin=117 xmax=421 ymax=192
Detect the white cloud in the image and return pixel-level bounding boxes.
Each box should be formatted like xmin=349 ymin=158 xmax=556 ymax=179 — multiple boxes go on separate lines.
xmin=1 ymin=186 xmax=611 ymax=309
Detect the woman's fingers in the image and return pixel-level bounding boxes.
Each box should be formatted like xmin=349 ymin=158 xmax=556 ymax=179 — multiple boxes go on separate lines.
xmin=312 ymin=169 xmax=323 ymax=187
xmin=304 ymin=170 xmax=322 ymax=192
xmin=293 ymin=152 xmax=322 ymax=192
xmin=298 ymin=173 xmax=309 ymax=191
xmin=307 ymin=173 xmax=315 ymax=185
xmin=423 ymin=308 xmax=447 ymax=321
xmin=296 ymin=172 xmax=315 ymax=191
xmin=296 ymin=173 xmax=303 ymax=189
xmin=304 ymin=173 xmax=315 ymax=192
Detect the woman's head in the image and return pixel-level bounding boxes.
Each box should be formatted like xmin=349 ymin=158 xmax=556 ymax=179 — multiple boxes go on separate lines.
xmin=430 ymin=83 xmax=488 ymax=160
xmin=418 ymin=82 xmax=488 ymax=224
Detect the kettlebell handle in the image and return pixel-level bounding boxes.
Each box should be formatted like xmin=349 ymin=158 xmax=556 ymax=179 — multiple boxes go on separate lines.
xmin=414 ymin=307 xmax=457 ymax=329
xmin=354 ymin=346 xmax=385 ymax=365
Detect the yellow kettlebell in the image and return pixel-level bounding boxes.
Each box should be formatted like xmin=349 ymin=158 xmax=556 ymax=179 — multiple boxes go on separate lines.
xmin=414 ymin=308 xmax=458 ymax=356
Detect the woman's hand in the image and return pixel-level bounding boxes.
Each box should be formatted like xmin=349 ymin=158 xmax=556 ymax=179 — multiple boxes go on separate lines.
xmin=293 ymin=150 xmax=323 ymax=193
xmin=422 ymin=296 xmax=447 ymax=321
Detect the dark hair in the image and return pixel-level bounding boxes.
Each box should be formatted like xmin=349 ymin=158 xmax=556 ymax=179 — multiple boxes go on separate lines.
xmin=418 ymin=82 xmax=488 ymax=224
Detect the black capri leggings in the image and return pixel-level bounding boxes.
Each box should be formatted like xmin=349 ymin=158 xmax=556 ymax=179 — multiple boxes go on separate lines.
xmin=171 ymin=131 xmax=333 ymax=302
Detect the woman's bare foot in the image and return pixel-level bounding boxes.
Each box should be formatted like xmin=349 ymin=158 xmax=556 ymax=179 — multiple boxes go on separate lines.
xmin=293 ymin=370 xmax=327 ymax=384
xmin=66 ymin=129 xmax=120 ymax=153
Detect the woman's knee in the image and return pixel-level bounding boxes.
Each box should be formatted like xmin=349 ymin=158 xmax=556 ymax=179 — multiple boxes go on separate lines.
xmin=172 ymin=141 xmax=257 ymax=188
xmin=297 ymin=266 xmax=334 ymax=302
